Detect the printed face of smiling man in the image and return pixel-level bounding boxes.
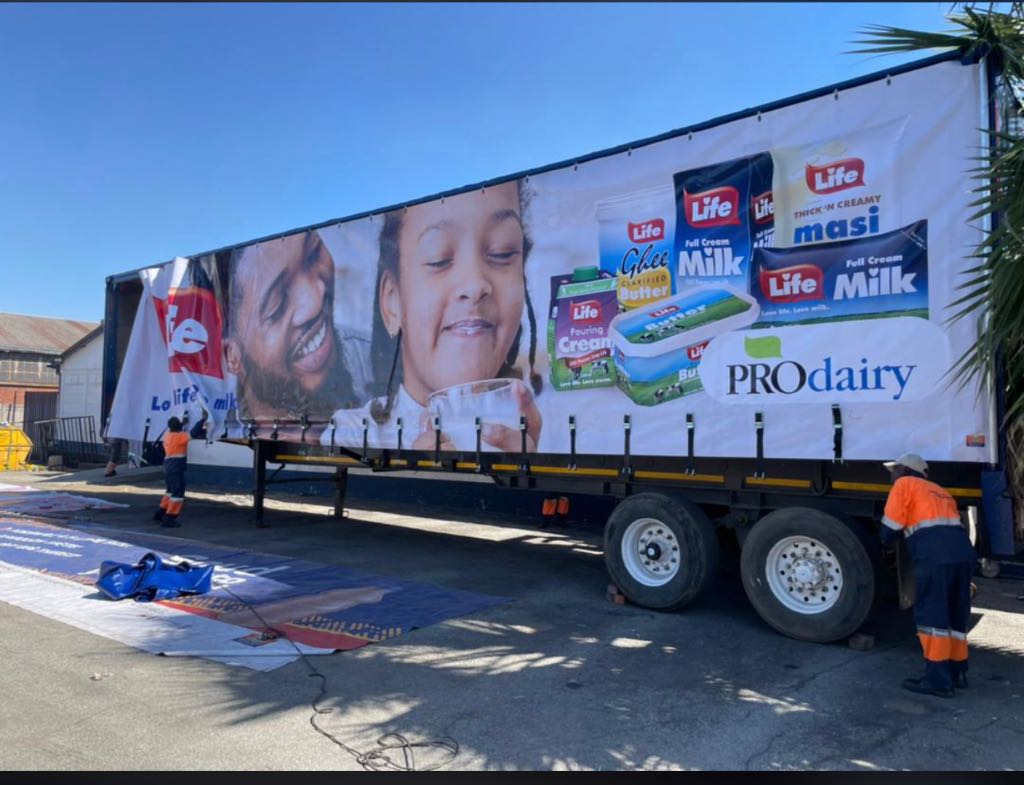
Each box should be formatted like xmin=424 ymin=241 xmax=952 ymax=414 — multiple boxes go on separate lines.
xmin=224 ymin=230 xmax=356 ymax=418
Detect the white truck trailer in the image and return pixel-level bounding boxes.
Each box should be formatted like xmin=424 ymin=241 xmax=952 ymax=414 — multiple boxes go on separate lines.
xmin=102 ymin=50 xmax=1020 ymax=643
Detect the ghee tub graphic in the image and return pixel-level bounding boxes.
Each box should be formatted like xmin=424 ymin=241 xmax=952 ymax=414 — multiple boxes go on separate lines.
xmin=596 ymin=185 xmax=676 ymax=310
xmin=610 ymin=285 xmax=760 ymax=406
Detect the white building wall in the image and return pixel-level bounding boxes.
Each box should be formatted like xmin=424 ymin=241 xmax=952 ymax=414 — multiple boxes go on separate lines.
xmin=58 ymin=332 xmax=104 ymax=442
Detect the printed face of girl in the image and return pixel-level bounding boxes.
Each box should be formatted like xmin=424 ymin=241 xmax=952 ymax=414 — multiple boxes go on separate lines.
xmin=380 ymin=182 xmax=526 ymax=405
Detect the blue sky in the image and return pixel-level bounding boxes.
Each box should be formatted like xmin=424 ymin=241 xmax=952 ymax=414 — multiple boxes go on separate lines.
xmin=0 ymin=2 xmax=969 ymax=322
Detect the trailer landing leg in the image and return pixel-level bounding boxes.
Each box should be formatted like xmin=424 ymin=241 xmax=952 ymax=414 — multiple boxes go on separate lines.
xmin=253 ymin=439 xmax=267 ymax=528
xmin=334 ymin=466 xmax=348 ymax=519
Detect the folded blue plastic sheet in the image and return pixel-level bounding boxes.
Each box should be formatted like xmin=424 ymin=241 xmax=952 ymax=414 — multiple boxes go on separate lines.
xmin=97 ymin=552 xmax=214 ymax=602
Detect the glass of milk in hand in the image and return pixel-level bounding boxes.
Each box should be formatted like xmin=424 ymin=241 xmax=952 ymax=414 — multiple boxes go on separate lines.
xmin=428 ymin=379 xmax=524 ymax=452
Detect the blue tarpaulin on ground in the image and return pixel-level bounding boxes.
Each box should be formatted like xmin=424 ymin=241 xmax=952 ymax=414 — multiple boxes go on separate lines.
xmin=96 ymin=552 xmax=214 ymax=602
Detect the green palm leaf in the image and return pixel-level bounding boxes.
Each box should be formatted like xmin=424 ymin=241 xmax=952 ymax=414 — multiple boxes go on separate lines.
xmin=858 ymin=6 xmax=1024 ymax=422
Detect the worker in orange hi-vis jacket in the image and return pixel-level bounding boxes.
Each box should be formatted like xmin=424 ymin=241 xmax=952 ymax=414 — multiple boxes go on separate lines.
xmin=153 ymin=412 xmax=208 ymax=528
xmin=880 ymin=452 xmax=977 ymax=699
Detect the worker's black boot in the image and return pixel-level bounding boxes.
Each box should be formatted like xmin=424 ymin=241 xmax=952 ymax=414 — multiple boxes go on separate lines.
xmin=902 ymin=677 xmax=954 ymax=699
xmin=161 ymin=514 xmax=181 ymax=528
xmin=153 ymin=508 xmax=165 ymax=523
xmin=953 ymin=672 xmax=969 ymax=689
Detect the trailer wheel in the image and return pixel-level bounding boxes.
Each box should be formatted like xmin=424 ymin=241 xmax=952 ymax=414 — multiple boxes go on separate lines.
xmin=740 ymin=507 xmax=875 ymax=643
xmin=604 ymin=493 xmax=719 ymax=610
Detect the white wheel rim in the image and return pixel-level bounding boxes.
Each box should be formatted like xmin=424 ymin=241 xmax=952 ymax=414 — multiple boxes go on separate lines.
xmin=765 ymin=535 xmax=844 ymax=614
xmin=621 ymin=518 xmax=680 ymax=587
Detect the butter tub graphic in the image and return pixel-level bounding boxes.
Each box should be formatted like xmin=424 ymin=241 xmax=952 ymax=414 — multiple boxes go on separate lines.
xmin=610 ymin=286 xmax=760 ymax=406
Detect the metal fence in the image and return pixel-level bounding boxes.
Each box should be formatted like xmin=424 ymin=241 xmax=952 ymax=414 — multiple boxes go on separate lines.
xmin=34 ymin=416 xmax=106 ymax=466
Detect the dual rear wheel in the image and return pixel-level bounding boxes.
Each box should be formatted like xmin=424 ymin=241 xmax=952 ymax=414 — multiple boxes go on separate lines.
xmin=604 ymin=494 xmax=876 ymax=643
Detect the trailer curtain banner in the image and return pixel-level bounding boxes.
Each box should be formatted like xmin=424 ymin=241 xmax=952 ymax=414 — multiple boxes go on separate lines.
xmin=108 ymin=59 xmax=996 ymax=464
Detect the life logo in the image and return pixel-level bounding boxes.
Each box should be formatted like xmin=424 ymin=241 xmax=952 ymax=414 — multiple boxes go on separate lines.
xmin=696 ymin=318 xmax=949 ymax=405
xmin=648 ymin=304 xmax=679 ymax=319
xmin=751 ymin=190 xmax=774 ymax=224
xmin=570 ymin=299 xmax=603 ymax=325
xmin=759 ymin=264 xmax=823 ymax=304
xmin=628 ymin=218 xmax=665 ymax=243
xmin=684 ymin=186 xmax=741 ymax=228
xmin=805 ymin=157 xmax=865 ymax=195
xmin=687 ymin=340 xmax=709 ymax=362
xmin=153 ymin=287 xmax=225 ymax=378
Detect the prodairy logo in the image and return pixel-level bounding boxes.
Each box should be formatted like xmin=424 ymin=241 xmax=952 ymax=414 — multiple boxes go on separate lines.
xmin=805 ymin=158 xmax=865 ymax=195
xmin=697 ymin=318 xmax=949 ymax=405
xmin=751 ymin=191 xmax=774 ymax=224
xmin=684 ymin=186 xmax=741 ymax=228
xmin=570 ymin=299 xmax=603 ymax=325
xmin=759 ymin=264 xmax=823 ymax=304
xmin=153 ymin=287 xmax=225 ymax=378
xmin=628 ymin=218 xmax=665 ymax=243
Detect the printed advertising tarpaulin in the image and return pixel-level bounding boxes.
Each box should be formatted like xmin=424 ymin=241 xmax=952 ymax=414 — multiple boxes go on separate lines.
xmin=108 ymin=255 xmax=235 ymax=441
xmin=108 ymin=59 xmax=996 ymax=463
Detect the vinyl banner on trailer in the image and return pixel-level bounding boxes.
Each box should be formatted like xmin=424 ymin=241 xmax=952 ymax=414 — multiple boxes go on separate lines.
xmin=110 ymin=58 xmax=995 ymax=463
xmin=108 ymin=256 xmax=235 ymax=442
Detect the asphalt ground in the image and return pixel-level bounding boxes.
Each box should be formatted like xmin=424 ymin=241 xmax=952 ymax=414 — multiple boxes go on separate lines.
xmin=1 ymin=467 xmax=1022 ymax=771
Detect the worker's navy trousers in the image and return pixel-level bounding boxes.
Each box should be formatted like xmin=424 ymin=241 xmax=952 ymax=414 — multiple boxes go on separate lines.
xmin=914 ymin=562 xmax=972 ymax=690
xmin=161 ymin=458 xmax=187 ymax=517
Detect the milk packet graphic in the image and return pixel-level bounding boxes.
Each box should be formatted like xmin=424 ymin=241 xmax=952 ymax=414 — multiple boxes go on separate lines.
xmin=771 ymin=118 xmax=906 ymax=249
xmin=674 ymin=152 xmax=774 ymax=293
xmin=610 ymin=285 xmax=759 ymax=406
xmin=750 ymin=151 xmax=775 ymax=248
xmin=749 ymin=220 xmax=928 ymax=326
xmin=596 ymin=185 xmax=676 ymax=310
xmin=548 ymin=266 xmax=619 ymax=391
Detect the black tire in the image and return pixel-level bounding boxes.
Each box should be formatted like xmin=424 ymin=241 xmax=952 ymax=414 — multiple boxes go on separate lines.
xmin=740 ymin=507 xmax=875 ymax=643
xmin=604 ymin=493 xmax=719 ymax=610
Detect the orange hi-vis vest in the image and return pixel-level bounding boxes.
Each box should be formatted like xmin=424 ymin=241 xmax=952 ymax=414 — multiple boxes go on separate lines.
xmin=882 ymin=476 xmax=975 ymax=566
xmin=162 ymin=432 xmax=190 ymax=460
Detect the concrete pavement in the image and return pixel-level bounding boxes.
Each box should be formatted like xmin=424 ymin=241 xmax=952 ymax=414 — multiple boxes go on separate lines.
xmin=1 ymin=470 xmax=1022 ymax=771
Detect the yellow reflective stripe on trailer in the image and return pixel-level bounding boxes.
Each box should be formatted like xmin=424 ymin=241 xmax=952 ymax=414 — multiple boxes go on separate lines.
xmin=274 ymin=454 xmax=360 ymax=466
xmin=745 ymin=476 xmax=812 ymax=489
xmin=635 ymin=470 xmax=725 ymax=483
xmin=831 ymin=480 xmax=982 ymax=499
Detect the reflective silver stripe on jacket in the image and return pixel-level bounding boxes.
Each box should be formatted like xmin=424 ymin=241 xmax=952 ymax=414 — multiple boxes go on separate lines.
xmin=905 ymin=516 xmax=963 ymax=536
xmin=881 ymin=516 xmax=903 ymax=531
xmin=916 ymin=626 xmax=950 ymax=637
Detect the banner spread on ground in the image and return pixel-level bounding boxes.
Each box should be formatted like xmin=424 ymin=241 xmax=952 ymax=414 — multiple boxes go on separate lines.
xmin=108 ymin=59 xmax=994 ymax=463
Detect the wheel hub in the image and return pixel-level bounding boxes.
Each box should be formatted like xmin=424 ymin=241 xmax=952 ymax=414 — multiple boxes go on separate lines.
xmin=765 ymin=536 xmax=844 ymax=614
xmin=621 ymin=518 xmax=681 ymax=587
xmin=791 ymin=558 xmax=825 ymax=588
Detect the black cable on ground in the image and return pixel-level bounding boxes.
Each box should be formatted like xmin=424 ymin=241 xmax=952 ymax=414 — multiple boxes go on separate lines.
xmin=220 ymin=586 xmax=459 ymax=771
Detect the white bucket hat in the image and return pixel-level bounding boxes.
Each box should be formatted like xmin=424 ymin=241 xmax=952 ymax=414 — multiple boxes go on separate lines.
xmin=883 ymin=452 xmax=928 ymax=474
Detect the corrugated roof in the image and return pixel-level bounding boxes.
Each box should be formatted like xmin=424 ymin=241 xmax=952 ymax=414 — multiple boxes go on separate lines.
xmin=59 ymin=322 xmax=105 ymax=359
xmin=0 ymin=313 xmax=100 ymax=356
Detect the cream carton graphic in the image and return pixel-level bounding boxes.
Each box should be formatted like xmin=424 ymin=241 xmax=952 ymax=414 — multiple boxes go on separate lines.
xmin=548 ymin=266 xmax=619 ymax=391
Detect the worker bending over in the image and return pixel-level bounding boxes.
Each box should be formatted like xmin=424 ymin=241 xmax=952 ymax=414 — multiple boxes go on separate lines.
xmin=881 ymin=452 xmax=976 ymax=698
